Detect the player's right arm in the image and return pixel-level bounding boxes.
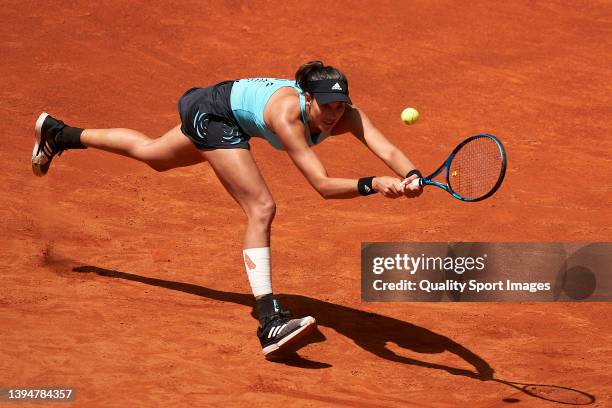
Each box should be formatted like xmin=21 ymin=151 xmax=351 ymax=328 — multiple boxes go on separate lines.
xmin=268 ymin=94 xmax=402 ymax=199
xmin=333 ymin=105 xmax=422 ymax=198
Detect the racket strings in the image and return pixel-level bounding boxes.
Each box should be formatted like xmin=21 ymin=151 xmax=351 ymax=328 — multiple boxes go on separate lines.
xmin=449 ymin=137 xmax=504 ymax=199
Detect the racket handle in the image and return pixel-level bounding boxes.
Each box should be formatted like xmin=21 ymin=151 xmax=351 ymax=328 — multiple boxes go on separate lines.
xmin=401 ymin=177 xmax=422 ymax=188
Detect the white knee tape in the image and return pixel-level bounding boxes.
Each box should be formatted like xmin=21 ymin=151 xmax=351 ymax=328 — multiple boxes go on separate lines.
xmin=243 ymin=247 xmax=272 ymax=297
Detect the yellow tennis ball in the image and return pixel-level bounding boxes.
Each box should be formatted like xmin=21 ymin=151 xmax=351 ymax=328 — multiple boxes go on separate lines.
xmin=401 ymin=107 xmax=419 ymax=125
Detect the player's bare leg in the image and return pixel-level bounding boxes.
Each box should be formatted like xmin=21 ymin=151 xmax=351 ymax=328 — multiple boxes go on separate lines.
xmin=200 ymin=148 xmax=316 ymax=356
xmin=32 ymin=112 xmax=204 ymax=176
xmin=81 ymin=125 xmax=204 ymax=171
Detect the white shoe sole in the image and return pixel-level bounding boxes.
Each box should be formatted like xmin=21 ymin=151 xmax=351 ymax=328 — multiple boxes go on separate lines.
xmin=262 ymin=316 xmax=316 ymax=356
xmin=32 ymin=112 xmax=50 ymax=177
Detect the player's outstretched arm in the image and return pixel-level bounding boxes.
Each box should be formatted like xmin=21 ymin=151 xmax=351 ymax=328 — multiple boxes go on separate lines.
xmin=277 ymin=118 xmax=363 ymax=199
xmin=333 ymin=106 xmax=422 ymax=197
xmin=270 ymin=97 xmax=403 ymax=199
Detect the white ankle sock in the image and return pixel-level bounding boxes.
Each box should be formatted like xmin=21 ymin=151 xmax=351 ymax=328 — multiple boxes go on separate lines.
xmin=243 ymin=247 xmax=272 ymax=297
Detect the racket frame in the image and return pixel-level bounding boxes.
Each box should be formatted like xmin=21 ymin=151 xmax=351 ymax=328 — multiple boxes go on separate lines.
xmin=418 ymin=133 xmax=507 ymax=202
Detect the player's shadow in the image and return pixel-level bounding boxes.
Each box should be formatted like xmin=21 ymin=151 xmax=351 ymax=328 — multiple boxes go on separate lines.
xmin=67 ymin=264 xmax=492 ymax=378
xmin=43 ymin=252 xmax=595 ymax=404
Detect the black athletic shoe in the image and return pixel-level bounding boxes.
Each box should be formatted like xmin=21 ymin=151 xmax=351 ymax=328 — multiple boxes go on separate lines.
xmin=32 ymin=112 xmax=66 ymax=177
xmin=257 ymin=310 xmax=316 ymax=356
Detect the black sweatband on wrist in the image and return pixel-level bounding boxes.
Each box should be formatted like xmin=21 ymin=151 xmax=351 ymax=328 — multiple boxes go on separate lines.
xmin=405 ymin=169 xmax=422 ymax=179
xmin=358 ymin=176 xmax=376 ymax=196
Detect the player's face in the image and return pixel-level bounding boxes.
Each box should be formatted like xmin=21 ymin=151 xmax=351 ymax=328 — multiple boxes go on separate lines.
xmin=308 ymin=97 xmax=345 ymax=133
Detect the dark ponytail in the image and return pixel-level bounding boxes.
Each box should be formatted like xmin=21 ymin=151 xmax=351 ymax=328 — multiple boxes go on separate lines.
xmin=295 ymin=60 xmax=348 ymax=90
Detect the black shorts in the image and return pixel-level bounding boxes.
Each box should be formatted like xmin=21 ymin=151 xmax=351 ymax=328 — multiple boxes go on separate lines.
xmin=178 ymin=81 xmax=250 ymax=150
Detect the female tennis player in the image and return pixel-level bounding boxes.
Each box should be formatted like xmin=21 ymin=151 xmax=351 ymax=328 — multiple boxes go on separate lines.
xmin=32 ymin=61 xmax=423 ymax=357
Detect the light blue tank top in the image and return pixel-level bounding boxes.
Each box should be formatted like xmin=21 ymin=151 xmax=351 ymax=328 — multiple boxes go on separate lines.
xmin=230 ymin=78 xmax=330 ymax=150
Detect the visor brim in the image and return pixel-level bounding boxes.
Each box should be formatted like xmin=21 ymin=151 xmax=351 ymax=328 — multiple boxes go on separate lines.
xmin=313 ymin=92 xmax=352 ymax=105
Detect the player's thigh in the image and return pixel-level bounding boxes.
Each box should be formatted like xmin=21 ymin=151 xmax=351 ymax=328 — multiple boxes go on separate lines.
xmin=201 ymin=148 xmax=273 ymax=210
xmin=138 ymin=125 xmax=204 ymax=168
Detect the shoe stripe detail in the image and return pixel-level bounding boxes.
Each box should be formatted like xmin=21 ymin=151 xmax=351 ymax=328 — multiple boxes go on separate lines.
xmin=268 ymin=326 xmax=278 ymax=339
xmin=32 ymin=112 xmax=59 ymax=178
xmin=261 ymin=318 xmax=316 ymax=356
xmin=268 ymin=323 xmax=288 ymax=339
xmin=43 ymin=142 xmax=56 ymax=155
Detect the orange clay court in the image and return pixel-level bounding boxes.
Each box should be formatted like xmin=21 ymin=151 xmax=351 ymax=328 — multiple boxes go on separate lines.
xmin=1 ymin=1 xmax=611 ymax=407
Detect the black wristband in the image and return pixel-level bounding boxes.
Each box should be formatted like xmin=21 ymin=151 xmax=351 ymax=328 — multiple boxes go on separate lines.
xmin=405 ymin=169 xmax=422 ymax=179
xmin=358 ymin=176 xmax=376 ymax=196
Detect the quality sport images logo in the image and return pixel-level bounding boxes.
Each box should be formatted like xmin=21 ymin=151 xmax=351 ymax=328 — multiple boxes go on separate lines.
xmin=361 ymin=242 xmax=612 ymax=302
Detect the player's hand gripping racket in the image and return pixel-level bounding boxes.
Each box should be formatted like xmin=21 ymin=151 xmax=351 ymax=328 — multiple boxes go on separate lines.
xmin=402 ymin=134 xmax=507 ymax=202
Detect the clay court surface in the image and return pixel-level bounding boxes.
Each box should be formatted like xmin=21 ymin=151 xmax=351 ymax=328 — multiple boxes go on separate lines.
xmin=2 ymin=0 xmax=611 ymax=406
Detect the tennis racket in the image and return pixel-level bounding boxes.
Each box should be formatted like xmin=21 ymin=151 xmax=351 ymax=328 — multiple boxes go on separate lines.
xmin=402 ymin=134 xmax=507 ymax=202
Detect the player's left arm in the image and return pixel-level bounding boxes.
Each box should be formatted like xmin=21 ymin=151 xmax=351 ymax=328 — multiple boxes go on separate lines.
xmin=333 ymin=105 xmax=419 ymax=179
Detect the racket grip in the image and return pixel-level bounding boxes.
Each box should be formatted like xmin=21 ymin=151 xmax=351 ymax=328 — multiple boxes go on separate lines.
xmin=401 ymin=178 xmax=422 ymax=188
